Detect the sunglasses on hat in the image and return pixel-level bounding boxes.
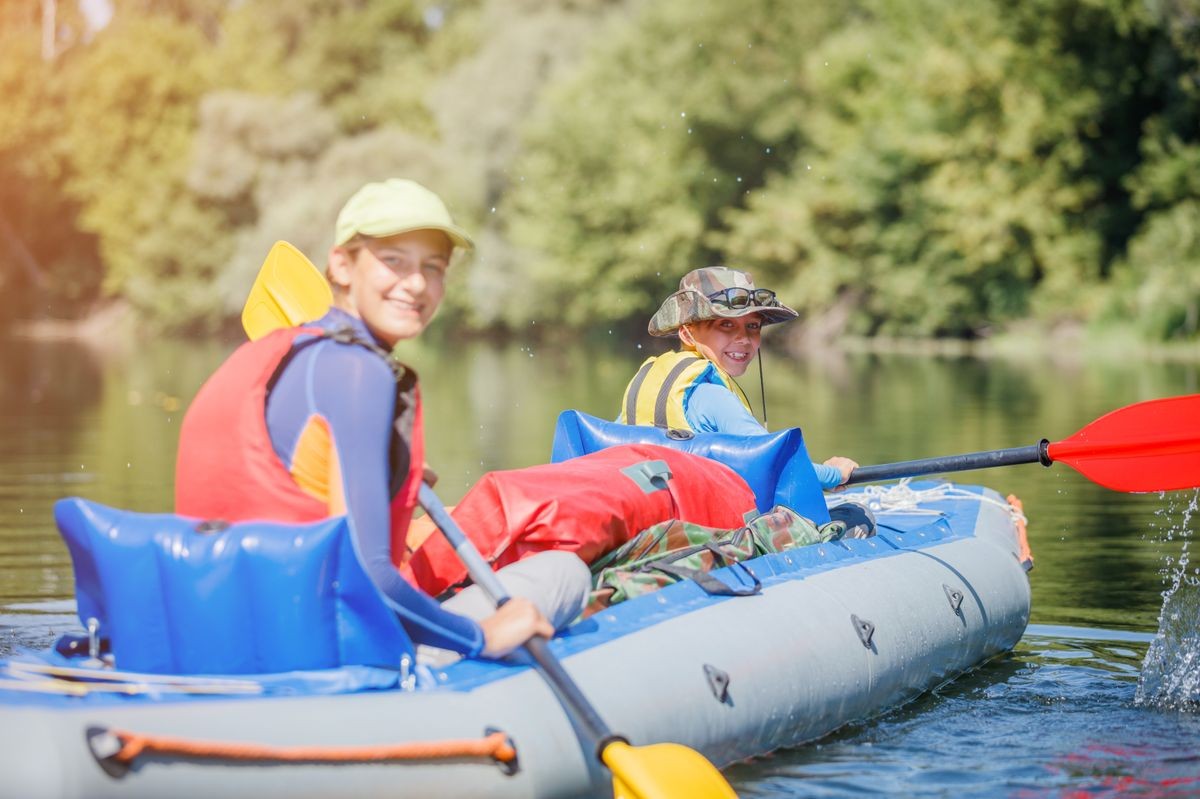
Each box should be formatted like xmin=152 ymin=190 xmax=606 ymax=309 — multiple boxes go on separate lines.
xmin=706 ymin=287 xmax=779 ymax=310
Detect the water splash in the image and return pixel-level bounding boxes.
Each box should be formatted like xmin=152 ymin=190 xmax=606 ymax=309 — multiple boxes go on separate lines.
xmin=1135 ymin=490 xmax=1200 ymax=709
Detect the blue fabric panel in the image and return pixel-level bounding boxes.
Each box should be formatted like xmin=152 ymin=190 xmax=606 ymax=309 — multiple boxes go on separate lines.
xmin=54 ymin=498 xmax=412 ymax=675
xmin=550 ymin=410 xmax=831 ymax=524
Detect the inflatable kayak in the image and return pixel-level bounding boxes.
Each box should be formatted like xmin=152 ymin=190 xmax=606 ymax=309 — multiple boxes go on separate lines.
xmin=0 ymin=413 xmax=1033 ymax=798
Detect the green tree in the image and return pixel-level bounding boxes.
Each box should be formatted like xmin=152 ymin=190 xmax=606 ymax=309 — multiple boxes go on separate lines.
xmin=1100 ymin=0 xmax=1200 ymax=341
xmin=502 ymin=0 xmax=852 ymax=330
xmin=1116 ymin=200 xmax=1200 ymax=339
xmin=425 ymin=0 xmax=636 ymax=328
xmin=503 ymin=0 xmax=1200 ymax=342
xmin=185 ymin=0 xmax=626 ymax=331
xmin=212 ymin=0 xmax=455 ymax=134
xmin=719 ymin=0 xmax=1106 ymax=338
xmin=0 ymin=7 xmax=102 ymax=324
xmin=44 ymin=0 xmax=483 ymax=329
xmin=185 ymin=90 xmax=470 ymax=321
xmin=53 ymin=14 xmax=218 ymax=324
xmin=1107 ymin=128 xmax=1200 ymax=339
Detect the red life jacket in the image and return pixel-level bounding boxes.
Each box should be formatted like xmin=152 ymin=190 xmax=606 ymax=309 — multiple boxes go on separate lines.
xmin=175 ymin=326 xmax=424 ymax=566
xmin=402 ymin=443 xmax=756 ymax=597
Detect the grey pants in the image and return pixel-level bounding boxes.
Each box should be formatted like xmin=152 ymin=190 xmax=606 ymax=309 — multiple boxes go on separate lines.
xmin=417 ymin=550 xmax=591 ymax=667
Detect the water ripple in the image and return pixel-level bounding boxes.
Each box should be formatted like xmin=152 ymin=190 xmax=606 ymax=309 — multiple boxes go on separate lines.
xmin=730 ymin=626 xmax=1200 ymax=798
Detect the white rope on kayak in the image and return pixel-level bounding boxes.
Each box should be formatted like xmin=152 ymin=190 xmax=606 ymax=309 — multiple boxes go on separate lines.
xmin=0 ymin=660 xmax=264 ymax=696
xmin=829 ymin=478 xmax=1028 ymax=525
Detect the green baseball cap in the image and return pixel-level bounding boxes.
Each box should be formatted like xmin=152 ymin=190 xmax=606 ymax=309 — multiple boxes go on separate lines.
xmin=334 ymin=179 xmax=474 ymax=252
xmin=648 ymin=266 xmax=798 ymax=337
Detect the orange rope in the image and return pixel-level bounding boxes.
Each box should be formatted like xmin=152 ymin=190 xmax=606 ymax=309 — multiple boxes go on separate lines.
xmin=1006 ymin=494 xmax=1034 ymax=571
xmin=108 ymin=728 xmax=516 ymax=766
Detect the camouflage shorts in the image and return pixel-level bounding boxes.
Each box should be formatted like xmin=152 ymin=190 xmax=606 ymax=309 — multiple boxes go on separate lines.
xmin=583 ymin=505 xmax=852 ymax=617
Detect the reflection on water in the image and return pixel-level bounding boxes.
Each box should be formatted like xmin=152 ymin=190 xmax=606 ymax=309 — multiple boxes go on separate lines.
xmin=0 ymin=600 xmax=76 ymax=657
xmin=1137 ymin=492 xmax=1200 ymax=709
xmin=731 ymin=626 xmax=1200 ymax=798
xmin=0 ymin=334 xmax=233 ymax=607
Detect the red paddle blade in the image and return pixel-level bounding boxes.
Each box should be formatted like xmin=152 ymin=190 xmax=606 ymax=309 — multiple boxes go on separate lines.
xmin=1046 ymin=394 xmax=1200 ymax=493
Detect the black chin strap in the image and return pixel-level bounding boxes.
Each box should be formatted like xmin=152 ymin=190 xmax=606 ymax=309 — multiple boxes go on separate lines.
xmin=758 ymin=347 xmax=768 ymax=428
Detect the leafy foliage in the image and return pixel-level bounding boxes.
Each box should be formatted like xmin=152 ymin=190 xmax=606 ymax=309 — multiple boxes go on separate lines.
xmin=502 ymin=0 xmax=852 ymax=329
xmin=717 ymin=0 xmax=1107 ymax=337
xmin=0 ymin=16 xmax=101 ymax=322
xmin=50 ymin=13 xmax=219 ymax=328
xmin=1 ymin=0 xmax=1198 ymax=342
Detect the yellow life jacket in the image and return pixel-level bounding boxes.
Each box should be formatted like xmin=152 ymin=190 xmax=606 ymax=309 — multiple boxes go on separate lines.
xmin=620 ymin=350 xmax=752 ymax=430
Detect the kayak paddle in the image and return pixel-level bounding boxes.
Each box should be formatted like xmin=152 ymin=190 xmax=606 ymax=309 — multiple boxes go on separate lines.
xmin=239 ymin=242 xmax=739 ymax=798
xmin=418 ymin=484 xmax=737 ymax=799
xmin=241 ymin=241 xmax=332 ymax=341
xmin=847 ymin=393 xmax=1200 ymax=493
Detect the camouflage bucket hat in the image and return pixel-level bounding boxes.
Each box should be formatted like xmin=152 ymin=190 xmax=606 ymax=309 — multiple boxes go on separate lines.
xmin=648 ymin=266 xmax=799 ymax=337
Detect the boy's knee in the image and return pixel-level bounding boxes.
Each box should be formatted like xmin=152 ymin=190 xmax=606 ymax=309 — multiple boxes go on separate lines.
xmin=553 ymin=549 xmax=591 ymax=574
xmin=531 ymin=551 xmax=591 ymax=622
xmin=549 ymin=550 xmax=592 ymax=589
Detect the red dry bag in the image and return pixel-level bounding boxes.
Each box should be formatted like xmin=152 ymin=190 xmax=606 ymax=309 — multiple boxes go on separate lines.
xmin=403 ymin=444 xmax=757 ymax=596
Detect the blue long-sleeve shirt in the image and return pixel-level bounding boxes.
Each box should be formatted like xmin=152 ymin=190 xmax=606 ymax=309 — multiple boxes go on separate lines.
xmin=683 ymin=383 xmax=844 ymax=490
xmin=264 ymin=308 xmax=484 ymax=656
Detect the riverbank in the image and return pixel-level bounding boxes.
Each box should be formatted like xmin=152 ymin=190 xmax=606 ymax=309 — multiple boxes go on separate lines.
xmin=784 ymin=319 xmax=1200 ymax=364
xmin=10 ymin=301 xmax=1200 ymax=366
xmin=8 ymin=300 xmax=136 ymax=351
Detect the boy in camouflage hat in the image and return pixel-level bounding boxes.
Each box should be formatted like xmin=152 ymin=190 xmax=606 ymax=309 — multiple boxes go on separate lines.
xmin=620 ymin=266 xmax=858 ymax=491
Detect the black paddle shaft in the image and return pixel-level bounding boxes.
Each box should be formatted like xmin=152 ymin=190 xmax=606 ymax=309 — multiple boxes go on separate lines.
xmin=522 ymin=636 xmax=622 ymax=754
xmin=417 ymin=484 xmax=622 ymax=757
xmin=846 ymin=440 xmax=1052 ymax=486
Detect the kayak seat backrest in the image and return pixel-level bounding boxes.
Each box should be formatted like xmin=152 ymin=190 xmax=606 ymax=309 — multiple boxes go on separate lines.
xmin=550 ymin=410 xmax=831 ymax=524
xmin=53 ymin=497 xmax=412 ymax=675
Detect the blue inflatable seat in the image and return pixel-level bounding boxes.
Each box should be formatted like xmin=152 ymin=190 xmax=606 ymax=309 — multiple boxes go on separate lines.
xmin=550 ymin=410 xmax=831 ymax=524
xmin=54 ymin=498 xmax=410 ymax=675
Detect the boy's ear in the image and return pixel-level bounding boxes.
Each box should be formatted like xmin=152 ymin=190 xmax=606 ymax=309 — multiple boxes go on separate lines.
xmin=678 ymin=324 xmax=696 ymax=347
xmin=327 ymin=246 xmax=354 ymax=289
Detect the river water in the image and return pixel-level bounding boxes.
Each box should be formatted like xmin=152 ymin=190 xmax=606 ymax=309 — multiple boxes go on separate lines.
xmin=1 ymin=331 xmax=1198 ymax=796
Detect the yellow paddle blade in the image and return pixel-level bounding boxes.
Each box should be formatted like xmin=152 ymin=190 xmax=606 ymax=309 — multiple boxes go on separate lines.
xmin=241 ymin=241 xmax=332 ymax=340
xmin=605 ymin=740 xmax=738 ymax=799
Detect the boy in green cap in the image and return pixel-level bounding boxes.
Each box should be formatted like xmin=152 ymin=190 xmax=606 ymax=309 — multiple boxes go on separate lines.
xmin=178 ymin=179 xmax=590 ymax=665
